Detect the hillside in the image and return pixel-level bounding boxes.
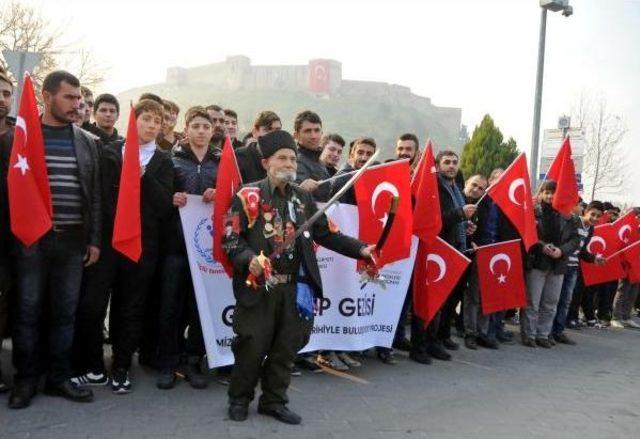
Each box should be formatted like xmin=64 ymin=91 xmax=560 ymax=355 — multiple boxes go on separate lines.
xmin=116 ymin=84 xmax=463 ymax=159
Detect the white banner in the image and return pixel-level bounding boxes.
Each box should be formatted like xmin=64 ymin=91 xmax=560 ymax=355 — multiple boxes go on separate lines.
xmin=180 ymin=196 xmax=417 ymax=368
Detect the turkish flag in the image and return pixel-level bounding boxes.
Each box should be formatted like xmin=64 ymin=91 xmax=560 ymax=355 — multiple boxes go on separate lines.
xmin=354 ymin=160 xmax=412 ymax=267
xmin=475 ymin=239 xmax=527 ymax=315
xmin=612 ymin=210 xmax=640 ymax=247
xmin=580 ymin=223 xmax=625 ymax=286
xmin=546 ymin=137 xmax=579 ymax=216
xmin=411 ymin=140 xmax=441 ymax=244
xmin=622 ymin=240 xmax=640 ymax=283
xmin=7 ymin=74 xmax=52 ymax=246
xmin=413 ymin=236 xmax=471 ymax=326
xmin=112 ymin=108 xmax=142 ymax=262
xmin=485 ymin=153 xmax=538 ymax=250
xmin=596 ymin=211 xmax=612 ymax=226
xmin=214 ymin=136 xmax=242 ymax=277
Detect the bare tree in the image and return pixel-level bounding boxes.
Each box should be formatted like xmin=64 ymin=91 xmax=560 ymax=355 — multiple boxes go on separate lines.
xmin=572 ymin=92 xmax=628 ymax=200
xmin=0 ymin=2 xmax=106 ymax=88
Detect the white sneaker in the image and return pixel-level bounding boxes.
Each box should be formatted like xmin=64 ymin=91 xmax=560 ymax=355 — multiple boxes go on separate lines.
xmin=623 ymin=319 xmax=640 ymax=329
xmin=70 ymin=372 xmax=109 ymax=386
xmin=610 ymin=319 xmax=625 ymax=329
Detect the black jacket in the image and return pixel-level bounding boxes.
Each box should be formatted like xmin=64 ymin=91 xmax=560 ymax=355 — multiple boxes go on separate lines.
xmin=235 ymin=142 xmax=266 ymax=184
xmin=330 ymin=163 xmax=356 ymax=205
xmin=164 ymin=145 xmax=220 ymax=255
xmin=296 ymin=145 xmax=331 ymax=202
xmin=437 ymin=174 xmax=467 ymax=248
xmin=223 ymin=178 xmax=365 ymax=308
xmin=100 ymin=140 xmax=174 ymax=252
xmin=0 ymin=121 xmax=14 ymax=262
xmin=528 ymin=202 xmax=580 ymax=274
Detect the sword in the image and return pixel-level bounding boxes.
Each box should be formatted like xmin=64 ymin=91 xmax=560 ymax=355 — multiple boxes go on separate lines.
xmin=246 ymin=149 xmax=381 ymax=288
xmin=359 ymin=196 xmax=400 ymax=289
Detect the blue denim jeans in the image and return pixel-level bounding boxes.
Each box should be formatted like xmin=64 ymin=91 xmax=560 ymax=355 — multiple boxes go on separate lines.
xmin=12 ymin=229 xmax=84 ymax=384
xmin=552 ymin=266 xmax=578 ymax=336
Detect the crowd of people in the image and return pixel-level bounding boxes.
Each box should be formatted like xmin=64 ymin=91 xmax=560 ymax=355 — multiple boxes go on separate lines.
xmin=0 ymin=68 xmax=638 ymax=425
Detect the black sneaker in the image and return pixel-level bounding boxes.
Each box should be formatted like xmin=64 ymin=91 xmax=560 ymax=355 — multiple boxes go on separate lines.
xmin=535 ymin=338 xmax=552 ymax=349
xmin=427 ymin=344 xmax=452 ymax=361
xmin=477 ymin=335 xmax=499 ymax=350
xmin=290 ymin=364 xmax=302 ymax=377
xmin=464 ymin=336 xmax=478 ymax=350
xmin=442 ymin=338 xmax=459 ymax=351
xmin=409 ymin=350 xmax=432 ymax=365
xmin=156 ymin=369 xmax=176 ymax=390
xmin=111 ymin=368 xmax=132 ymax=395
xmin=296 ymin=355 xmax=323 ymax=373
xmin=376 ymin=349 xmax=397 ymax=365
xmin=566 ymin=320 xmax=581 ymax=330
xmin=71 ymin=371 xmax=109 ymax=387
xmin=392 ymin=338 xmax=412 ymax=352
xmin=553 ymin=333 xmax=576 ymax=345
xmin=0 ymin=372 xmax=8 ymax=394
xmin=522 ymin=336 xmax=536 ymax=348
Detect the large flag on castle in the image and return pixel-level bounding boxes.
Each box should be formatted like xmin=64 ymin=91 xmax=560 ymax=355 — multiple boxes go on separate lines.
xmin=475 ymin=239 xmax=527 ymax=315
xmin=354 ymin=160 xmax=412 ymax=267
xmin=411 ymin=140 xmax=441 ymax=244
xmin=213 ymin=136 xmax=242 ymax=277
xmin=112 ymin=107 xmax=142 ymax=262
xmin=485 ymin=153 xmax=538 ymax=250
xmin=8 ymin=73 xmax=52 ymax=246
xmin=413 ymin=237 xmax=470 ymax=325
xmin=546 ymin=137 xmax=579 ymax=215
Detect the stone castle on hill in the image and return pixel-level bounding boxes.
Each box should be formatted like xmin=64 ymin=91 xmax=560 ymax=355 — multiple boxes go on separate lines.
xmin=165 ymin=56 xmax=464 ymax=150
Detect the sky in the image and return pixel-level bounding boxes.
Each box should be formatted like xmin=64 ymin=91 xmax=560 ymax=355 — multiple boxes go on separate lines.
xmin=9 ymin=0 xmax=640 ymax=204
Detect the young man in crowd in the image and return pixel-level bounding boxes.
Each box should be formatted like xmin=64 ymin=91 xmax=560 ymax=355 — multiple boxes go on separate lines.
xmin=0 ymin=68 xmax=14 ymax=394
xmin=224 ymin=108 xmax=243 ymax=149
xmin=461 ymin=174 xmax=501 ymax=350
xmin=235 ymin=110 xmax=282 ymax=183
xmin=206 ymin=104 xmax=227 ymax=150
xmin=396 ymin=133 xmax=420 ymax=171
xmin=72 ymin=99 xmax=174 ymax=394
xmin=521 ymin=180 xmax=580 ymax=348
xmin=330 ymin=137 xmax=376 ymax=205
xmin=294 ymin=111 xmax=331 ymax=202
xmin=412 ymin=150 xmax=477 ymax=363
xmin=8 ymin=71 xmax=101 ymax=409
xmin=552 ymin=200 xmax=605 ymax=342
xmin=80 ymin=86 xmax=94 ymax=125
xmin=157 ymin=99 xmax=182 ymax=152
xmin=319 ymin=133 xmax=345 ymax=177
xmin=156 ymin=106 xmax=219 ymax=390
xmin=93 ymin=94 xmax=123 ymax=144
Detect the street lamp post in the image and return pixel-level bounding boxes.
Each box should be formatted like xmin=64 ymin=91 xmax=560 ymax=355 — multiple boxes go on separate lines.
xmin=530 ymin=0 xmax=573 ymax=188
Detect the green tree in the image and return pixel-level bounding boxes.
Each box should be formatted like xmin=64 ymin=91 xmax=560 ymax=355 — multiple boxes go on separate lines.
xmin=460 ymin=114 xmax=519 ymax=179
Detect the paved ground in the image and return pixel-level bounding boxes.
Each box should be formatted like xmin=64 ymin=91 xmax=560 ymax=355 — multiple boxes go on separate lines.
xmin=1 ymin=324 xmax=639 ymax=439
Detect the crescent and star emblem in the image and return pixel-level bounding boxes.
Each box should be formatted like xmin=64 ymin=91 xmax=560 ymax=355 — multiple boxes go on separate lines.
xmin=489 ymin=253 xmax=512 ymax=284
xmin=508 ymin=178 xmax=525 ymax=207
xmin=618 ymin=225 xmax=631 ymax=244
xmin=371 ymin=181 xmax=399 ymax=226
xmin=586 ymin=236 xmax=607 ymax=258
xmin=425 ymin=253 xmax=446 ymax=285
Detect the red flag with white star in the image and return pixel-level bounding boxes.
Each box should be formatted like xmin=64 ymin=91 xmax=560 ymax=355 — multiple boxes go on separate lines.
xmin=411 ymin=140 xmax=441 ymax=244
xmin=485 ymin=153 xmax=538 ymax=250
xmin=8 ymin=73 xmax=52 ymax=246
xmin=475 ymin=239 xmax=527 ymax=315
xmin=580 ymin=223 xmax=626 ymax=286
xmin=412 ymin=236 xmax=470 ymax=326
